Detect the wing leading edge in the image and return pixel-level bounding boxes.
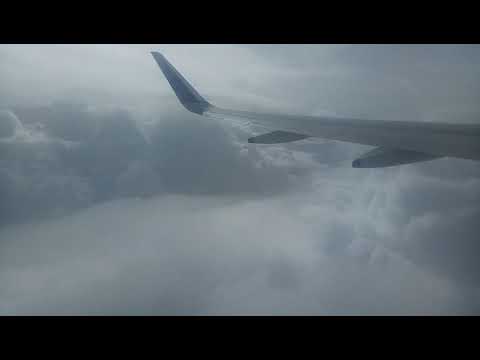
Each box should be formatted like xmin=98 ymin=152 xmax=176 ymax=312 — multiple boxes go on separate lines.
xmin=151 ymin=52 xmax=480 ymax=167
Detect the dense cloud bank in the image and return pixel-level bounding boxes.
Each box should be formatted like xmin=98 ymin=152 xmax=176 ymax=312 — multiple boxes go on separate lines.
xmin=1 ymin=45 xmax=480 ymax=314
xmin=0 ymin=194 xmax=471 ymax=315
xmin=1 ymin=102 xmax=479 ymax=314
xmin=0 ymin=103 xmax=306 ymax=226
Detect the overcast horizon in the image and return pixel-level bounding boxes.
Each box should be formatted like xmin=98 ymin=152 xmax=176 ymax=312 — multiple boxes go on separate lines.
xmin=1 ymin=44 xmax=480 ymax=315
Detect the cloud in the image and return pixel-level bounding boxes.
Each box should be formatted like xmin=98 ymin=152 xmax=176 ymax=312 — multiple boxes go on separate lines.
xmin=0 ymin=194 xmax=470 ymax=315
xmin=0 ymin=100 xmax=308 ymax=226
xmin=0 ymin=110 xmax=19 ymax=138
xmin=1 ymin=44 xmax=480 ymax=314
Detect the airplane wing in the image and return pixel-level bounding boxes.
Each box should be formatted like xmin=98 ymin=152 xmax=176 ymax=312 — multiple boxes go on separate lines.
xmin=151 ymin=51 xmax=480 ymax=168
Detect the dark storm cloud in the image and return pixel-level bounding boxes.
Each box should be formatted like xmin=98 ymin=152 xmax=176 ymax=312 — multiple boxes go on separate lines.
xmin=1 ymin=44 xmax=480 ymax=314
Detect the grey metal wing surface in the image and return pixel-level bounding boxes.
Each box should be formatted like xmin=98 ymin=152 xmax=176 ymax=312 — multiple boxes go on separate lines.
xmin=151 ymin=52 xmax=480 ymax=168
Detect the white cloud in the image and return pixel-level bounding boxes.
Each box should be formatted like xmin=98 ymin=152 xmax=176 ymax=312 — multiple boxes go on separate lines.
xmin=0 ymin=193 xmax=468 ymax=315
xmin=1 ymin=44 xmax=480 ymax=314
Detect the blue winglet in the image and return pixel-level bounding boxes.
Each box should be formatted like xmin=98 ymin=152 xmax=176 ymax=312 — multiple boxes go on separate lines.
xmin=151 ymin=52 xmax=211 ymax=115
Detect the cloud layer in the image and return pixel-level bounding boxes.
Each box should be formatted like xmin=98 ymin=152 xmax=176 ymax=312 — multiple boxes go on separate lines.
xmin=1 ymin=44 xmax=480 ymax=314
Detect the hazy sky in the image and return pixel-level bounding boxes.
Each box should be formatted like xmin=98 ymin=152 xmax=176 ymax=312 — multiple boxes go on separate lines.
xmin=0 ymin=44 xmax=480 ymax=315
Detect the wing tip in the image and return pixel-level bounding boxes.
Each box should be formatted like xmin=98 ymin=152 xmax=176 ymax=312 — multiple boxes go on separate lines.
xmin=151 ymin=51 xmax=166 ymax=64
xmin=150 ymin=51 xmax=211 ymax=115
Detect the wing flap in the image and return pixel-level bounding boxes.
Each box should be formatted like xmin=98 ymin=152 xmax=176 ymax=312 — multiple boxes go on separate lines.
xmin=248 ymin=131 xmax=309 ymax=144
xmin=352 ymin=147 xmax=442 ymax=168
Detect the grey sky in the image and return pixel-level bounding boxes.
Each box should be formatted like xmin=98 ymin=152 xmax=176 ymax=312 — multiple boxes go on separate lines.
xmin=0 ymin=44 xmax=479 ymax=315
